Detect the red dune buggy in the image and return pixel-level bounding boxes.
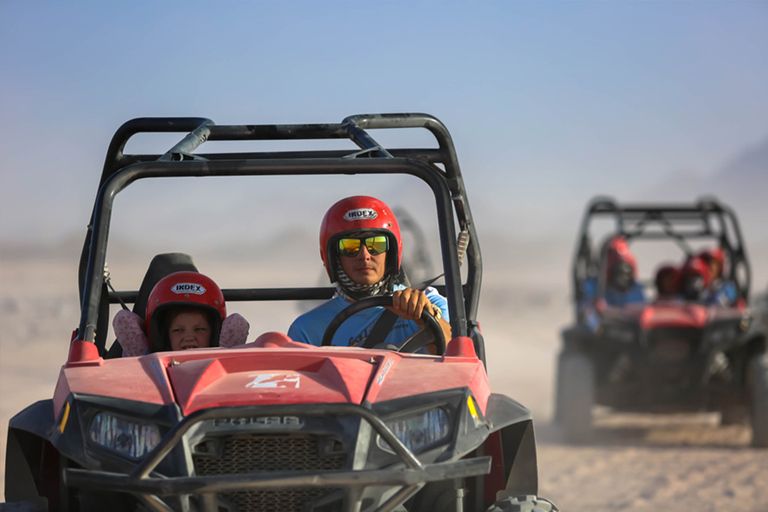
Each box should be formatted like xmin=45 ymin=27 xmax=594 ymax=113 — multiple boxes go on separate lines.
xmin=3 ymin=115 xmax=558 ymax=512
xmin=556 ymin=197 xmax=768 ymax=445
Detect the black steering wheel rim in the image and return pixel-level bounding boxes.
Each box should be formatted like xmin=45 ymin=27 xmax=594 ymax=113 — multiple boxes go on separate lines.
xmin=320 ymin=296 xmax=446 ymax=354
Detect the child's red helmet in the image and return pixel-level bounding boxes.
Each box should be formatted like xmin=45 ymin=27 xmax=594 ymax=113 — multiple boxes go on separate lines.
xmin=145 ymin=271 xmax=226 ymax=352
xmin=319 ymin=196 xmax=402 ymax=283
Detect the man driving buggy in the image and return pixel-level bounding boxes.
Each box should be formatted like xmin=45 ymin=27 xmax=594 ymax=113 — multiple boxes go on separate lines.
xmin=288 ymin=195 xmax=452 ymax=349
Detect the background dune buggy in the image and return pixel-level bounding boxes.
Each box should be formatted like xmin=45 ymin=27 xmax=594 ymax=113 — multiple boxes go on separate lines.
xmin=3 ymin=114 xmax=558 ymax=512
xmin=555 ymin=197 xmax=767 ymax=445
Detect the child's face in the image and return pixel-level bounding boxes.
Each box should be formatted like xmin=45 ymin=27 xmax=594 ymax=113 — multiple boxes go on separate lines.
xmin=168 ymin=310 xmax=212 ymax=351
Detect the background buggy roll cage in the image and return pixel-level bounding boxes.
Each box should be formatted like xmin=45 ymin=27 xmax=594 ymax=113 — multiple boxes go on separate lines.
xmin=77 ymin=114 xmax=485 ymax=361
xmin=570 ymin=196 xmax=751 ymax=312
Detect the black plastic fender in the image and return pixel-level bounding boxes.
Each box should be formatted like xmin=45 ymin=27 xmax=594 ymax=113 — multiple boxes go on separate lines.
xmin=483 ymin=394 xmax=538 ymax=497
xmin=5 ymin=400 xmax=55 ymax=504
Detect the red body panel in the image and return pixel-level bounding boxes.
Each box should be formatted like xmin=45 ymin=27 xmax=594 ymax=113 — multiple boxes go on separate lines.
xmin=53 ymin=353 xmax=177 ymax=414
xmin=168 ymin=352 xmax=376 ymax=414
xmin=602 ymin=301 xmax=746 ymax=331
xmin=53 ymin=333 xmax=491 ymax=419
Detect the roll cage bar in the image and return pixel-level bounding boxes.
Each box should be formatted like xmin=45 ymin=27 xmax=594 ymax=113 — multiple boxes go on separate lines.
xmin=571 ymin=195 xmax=751 ymax=309
xmin=76 ymin=114 xmax=484 ymax=361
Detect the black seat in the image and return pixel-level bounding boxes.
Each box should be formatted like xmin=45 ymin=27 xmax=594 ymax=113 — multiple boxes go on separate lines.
xmin=105 ymin=253 xmax=198 ymax=358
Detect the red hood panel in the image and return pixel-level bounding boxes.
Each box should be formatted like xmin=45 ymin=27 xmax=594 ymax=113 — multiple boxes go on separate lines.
xmin=639 ymin=303 xmax=710 ymax=330
xmin=53 ymin=340 xmax=491 ymax=419
xmin=602 ymin=301 xmax=745 ymax=331
xmin=168 ymin=350 xmax=375 ymax=415
xmin=53 ymin=355 xmax=175 ymax=414
xmin=366 ymin=354 xmax=490 ymax=413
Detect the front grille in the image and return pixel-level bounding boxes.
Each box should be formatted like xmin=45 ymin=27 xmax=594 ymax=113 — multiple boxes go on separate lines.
xmin=222 ymin=488 xmax=341 ymax=512
xmin=193 ymin=434 xmax=347 ymax=512
xmin=194 ymin=434 xmax=347 ymax=474
xmin=648 ymin=328 xmax=700 ymax=363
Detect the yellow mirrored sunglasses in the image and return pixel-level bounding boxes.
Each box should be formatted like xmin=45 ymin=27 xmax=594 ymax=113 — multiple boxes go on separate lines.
xmin=337 ymin=235 xmax=389 ymax=257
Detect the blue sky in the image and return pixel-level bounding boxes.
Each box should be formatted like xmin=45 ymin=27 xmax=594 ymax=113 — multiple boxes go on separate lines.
xmin=2 ymin=0 xmax=767 ymax=245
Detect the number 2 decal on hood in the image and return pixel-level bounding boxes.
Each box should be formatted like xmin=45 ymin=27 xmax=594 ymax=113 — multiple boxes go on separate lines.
xmin=246 ymin=373 xmax=301 ymax=389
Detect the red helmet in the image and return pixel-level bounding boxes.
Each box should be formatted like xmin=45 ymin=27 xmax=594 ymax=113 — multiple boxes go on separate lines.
xmin=698 ymin=247 xmax=724 ymax=265
xmin=680 ymin=256 xmax=711 ymax=300
xmin=607 ymin=235 xmax=630 ymax=254
xmin=319 ymin=196 xmax=402 ymax=283
xmin=145 ymin=271 xmax=226 ymax=352
xmin=682 ymin=256 xmax=712 ymax=286
xmin=698 ymin=247 xmax=725 ymax=278
xmin=605 ymin=236 xmax=638 ymax=279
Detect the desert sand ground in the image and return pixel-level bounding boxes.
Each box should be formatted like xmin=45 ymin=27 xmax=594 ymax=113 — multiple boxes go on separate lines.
xmin=1 ymin=257 xmax=767 ymax=511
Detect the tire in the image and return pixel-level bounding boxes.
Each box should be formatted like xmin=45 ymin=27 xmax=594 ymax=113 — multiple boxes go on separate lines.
xmin=719 ymin=406 xmax=747 ymax=426
xmin=485 ymin=495 xmax=559 ymax=512
xmin=553 ymin=349 xmax=566 ymax=424
xmin=748 ymin=352 xmax=768 ymax=447
xmin=557 ymin=351 xmax=595 ymax=443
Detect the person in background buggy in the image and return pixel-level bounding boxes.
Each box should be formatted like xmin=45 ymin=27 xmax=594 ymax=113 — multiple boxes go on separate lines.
xmin=654 ymin=263 xmax=681 ymax=301
xmin=679 ymin=256 xmax=712 ymax=302
xmin=112 ymin=270 xmax=249 ymax=356
xmin=582 ymin=236 xmax=646 ymax=308
xmin=288 ymin=195 xmax=452 ymax=349
xmin=698 ymin=247 xmax=738 ymax=306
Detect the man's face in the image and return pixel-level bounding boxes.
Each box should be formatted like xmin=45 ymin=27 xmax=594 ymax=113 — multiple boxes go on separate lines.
xmin=339 ymin=242 xmax=387 ymax=285
xmin=168 ymin=310 xmax=212 ymax=351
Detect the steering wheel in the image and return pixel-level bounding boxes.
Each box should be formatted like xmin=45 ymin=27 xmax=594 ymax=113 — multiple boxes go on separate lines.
xmin=320 ymin=296 xmax=446 ymax=355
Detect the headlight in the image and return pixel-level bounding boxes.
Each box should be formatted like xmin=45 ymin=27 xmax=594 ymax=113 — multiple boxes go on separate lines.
xmin=379 ymin=407 xmax=451 ymax=454
xmin=88 ymin=412 xmax=161 ymax=459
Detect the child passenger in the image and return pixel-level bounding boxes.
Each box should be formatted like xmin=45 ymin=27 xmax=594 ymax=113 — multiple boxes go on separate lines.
xmin=165 ymin=305 xmax=214 ymax=351
xmin=679 ymin=256 xmax=710 ymax=301
xmin=113 ymin=270 xmax=249 ymax=356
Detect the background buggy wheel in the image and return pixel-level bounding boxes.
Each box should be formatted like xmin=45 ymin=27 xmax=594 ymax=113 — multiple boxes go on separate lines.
xmin=748 ymin=352 xmax=768 ymax=447
xmin=485 ymin=495 xmax=559 ymax=512
xmin=557 ymin=350 xmax=595 ymax=443
xmin=719 ymin=406 xmax=748 ymax=426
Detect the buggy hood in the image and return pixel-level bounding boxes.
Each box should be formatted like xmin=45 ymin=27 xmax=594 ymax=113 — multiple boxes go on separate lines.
xmin=54 ymin=333 xmax=490 ymax=417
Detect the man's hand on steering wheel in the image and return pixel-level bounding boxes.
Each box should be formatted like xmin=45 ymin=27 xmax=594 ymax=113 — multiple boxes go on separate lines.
xmin=320 ymin=293 xmax=451 ymax=355
xmin=390 ymin=288 xmax=452 ymax=348
xmin=390 ymin=288 xmax=437 ymax=321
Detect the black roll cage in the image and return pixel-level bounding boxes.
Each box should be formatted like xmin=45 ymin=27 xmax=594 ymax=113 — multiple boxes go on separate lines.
xmin=571 ymin=196 xmax=751 ymax=312
xmin=76 ymin=114 xmax=484 ymax=360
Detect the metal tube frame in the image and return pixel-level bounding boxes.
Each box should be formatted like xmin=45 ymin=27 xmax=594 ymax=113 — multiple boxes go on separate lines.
xmin=78 ymin=114 xmax=483 ymax=353
xmin=570 ymin=196 xmax=752 ymax=309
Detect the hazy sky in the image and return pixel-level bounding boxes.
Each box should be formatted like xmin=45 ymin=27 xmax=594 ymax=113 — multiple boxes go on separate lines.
xmin=2 ymin=0 xmax=767 ymax=244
